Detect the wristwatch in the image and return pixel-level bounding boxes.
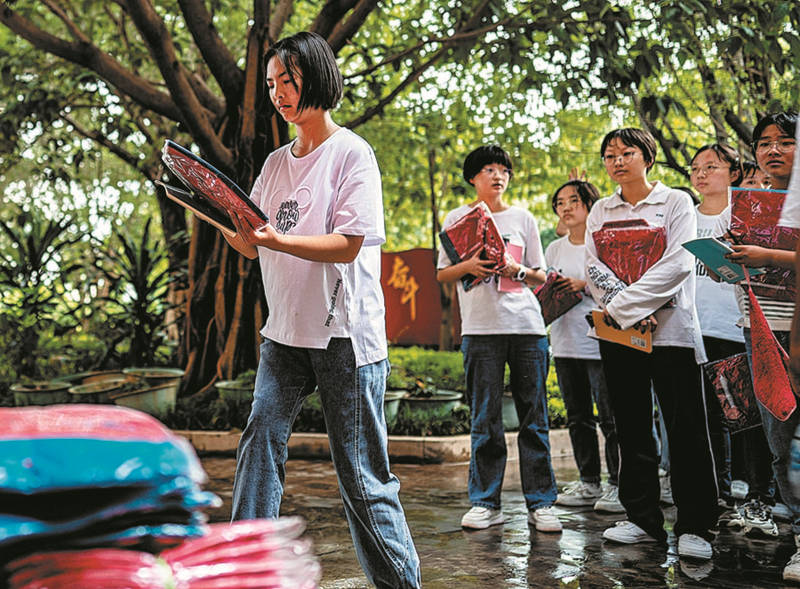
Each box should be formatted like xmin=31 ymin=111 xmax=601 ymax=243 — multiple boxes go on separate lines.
xmin=513 ymin=267 xmax=527 ymax=282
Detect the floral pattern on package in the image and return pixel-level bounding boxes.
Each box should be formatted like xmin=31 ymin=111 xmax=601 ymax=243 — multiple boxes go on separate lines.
xmin=591 ymin=219 xmax=667 ymax=286
xmin=439 ymin=202 xmax=507 ymax=291
xmin=703 ymin=352 xmax=761 ymax=432
xmin=534 ymin=269 xmax=582 ymax=325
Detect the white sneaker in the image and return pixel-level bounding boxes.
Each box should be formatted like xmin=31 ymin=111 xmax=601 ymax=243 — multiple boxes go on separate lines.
xmin=528 ymin=506 xmax=563 ymax=533
xmin=678 ymin=533 xmax=713 ymax=560
xmin=785 ymin=536 xmax=800 ymax=582
xmin=772 ymin=502 xmax=792 ymax=522
xmin=556 ymin=481 xmax=603 ymax=506
xmin=461 ymin=506 xmax=504 ymax=529
xmin=659 ymin=469 xmax=674 ymax=505
xmin=594 ymin=485 xmax=625 ymax=514
xmin=729 ymin=499 xmax=779 ymax=537
xmin=602 ymin=520 xmax=658 ymax=544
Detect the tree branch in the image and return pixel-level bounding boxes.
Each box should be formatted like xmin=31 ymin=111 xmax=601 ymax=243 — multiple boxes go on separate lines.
xmin=177 ymin=0 xmax=244 ymax=106
xmin=311 ymin=0 xmax=359 ymax=41
xmin=62 ymin=113 xmax=154 ymax=179
xmin=41 ymin=0 xmax=88 ymax=42
xmin=269 ymin=0 xmax=294 ymax=42
xmin=121 ymin=0 xmax=233 ymax=169
xmin=326 ymin=0 xmax=379 ymax=53
xmin=0 ymin=3 xmax=183 ymax=122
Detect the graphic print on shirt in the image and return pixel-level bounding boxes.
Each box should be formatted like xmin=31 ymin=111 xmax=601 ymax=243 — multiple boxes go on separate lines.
xmin=695 ymin=224 xmax=714 ymax=278
xmin=275 ymin=199 xmax=299 ymax=233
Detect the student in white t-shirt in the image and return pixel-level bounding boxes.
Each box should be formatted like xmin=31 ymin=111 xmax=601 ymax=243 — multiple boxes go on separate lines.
xmin=223 ymin=32 xmax=420 ymax=589
xmin=437 ymin=145 xmax=561 ymax=534
xmin=545 ymin=179 xmax=621 ymax=513
xmin=585 ymin=127 xmax=717 ymax=560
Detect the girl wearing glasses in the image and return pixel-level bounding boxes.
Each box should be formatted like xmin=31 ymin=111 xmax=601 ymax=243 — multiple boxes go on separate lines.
xmin=717 ymin=111 xmax=800 ymax=583
xmin=691 ymin=144 xmax=778 ymax=536
xmin=584 ymin=128 xmax=718 ymax=561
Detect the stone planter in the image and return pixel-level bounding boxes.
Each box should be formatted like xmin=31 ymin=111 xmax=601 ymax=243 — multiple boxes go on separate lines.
xmin=68 ymin=377 xmax=131 ymax=404
xmin=502 ymin=393 xmax=519 ymax=431
xmin=122 ymin=367 xmax=184 ymax=387
xmin=109 ymin=380 xmax=178 ymax=420
xmin=11 ymin=381 xmax=71 ymax=406
xmin=215 ymin=380 xmax=254 ymax=403
xmin=401 ymin=390 xmax=463 ymax=418
xmin=383 ymin=390 xmax=406 ymax=426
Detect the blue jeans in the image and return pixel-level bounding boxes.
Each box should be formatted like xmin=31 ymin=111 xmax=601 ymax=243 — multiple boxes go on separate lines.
xmin=554 ymin=357 xmax=619 ymax=487
xmin=461 ymin=334 xmax=556 ymax=510
xmin=744 ymin=328 xmax=800 ymax=534
xmin=231 ymin=338 xmax=421 ymax=589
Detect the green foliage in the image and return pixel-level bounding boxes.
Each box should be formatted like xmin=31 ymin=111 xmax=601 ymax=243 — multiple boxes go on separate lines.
xmin=390 ymin=403 xmax=471 ymax=437
xmin=387 ymin=346 xmax=465 ymax=392
xmin=0 ymin=206 xmax=80 ymax=380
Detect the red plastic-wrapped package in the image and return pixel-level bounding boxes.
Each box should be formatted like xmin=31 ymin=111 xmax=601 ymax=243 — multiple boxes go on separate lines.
xmin=5 ymin=519 xmax=320 ymax=589
xmin=591 ymin=219 xmax=667 ymax=285
xmin=534 ymin=270 xmax=583 ymax=325
xmin=703 ymin=353 xmax=761 ymax=432
xmin=439 ymin=203 xmax=507 ymax=291
xmin=730 ymin=187 xmax=799 ymax=301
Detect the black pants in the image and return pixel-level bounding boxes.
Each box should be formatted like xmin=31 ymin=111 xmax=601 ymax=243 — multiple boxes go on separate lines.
xmin=702 ymin=336 xmax=744 ymax=502
xmin=600 ymin=342 xmax=718 ymax=542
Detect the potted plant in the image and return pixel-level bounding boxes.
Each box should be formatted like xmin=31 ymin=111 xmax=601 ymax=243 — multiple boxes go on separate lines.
xmin=215 ymin=369 xmax=256 ymax=403
xmin=401 ymin=378 xmax=462 ymax=418
xmin=67 ymin=377 xmax=132 ymax=404
xmin=10 ymin=380 xmax=71 ymax=406
xmin=109 ymin=371 xmax=182 ymax=420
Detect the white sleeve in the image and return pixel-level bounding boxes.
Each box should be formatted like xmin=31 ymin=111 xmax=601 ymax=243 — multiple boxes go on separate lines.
xmin=779 ymin=124 xmax=800 ymax=228
xmin=331 ymin=142 xmax=385 ymax=246
xmin=605 ymin=192 xmax=697 ymax=328
xmin=523 ymin=213 xmax=545 ymax=270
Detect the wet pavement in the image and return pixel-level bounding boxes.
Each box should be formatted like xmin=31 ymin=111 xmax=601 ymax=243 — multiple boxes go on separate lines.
xmin=201 ymin=455 xmax=799 ymax=588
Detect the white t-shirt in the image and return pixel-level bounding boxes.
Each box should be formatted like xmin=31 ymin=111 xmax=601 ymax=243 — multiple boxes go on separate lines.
xmin=544 ymin=236 xmax=601 ymax=359
xmin=437 ymin=204 xmax=547 ymax=336
xmin=714 ymin=206 xmax=796 ymax=332
xmin=695 ymin=209 xmax=744 ymax=343
xmin=585 ymin=182 xmax=706 ymax=363
xmin=250 ymin=128 xmax=387 ymax=366
xmin=779 ymin=123 xmax=800 ymax=228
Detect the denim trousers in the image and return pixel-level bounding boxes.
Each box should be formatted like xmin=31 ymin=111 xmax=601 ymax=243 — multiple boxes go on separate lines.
xmin=553 ymin=357 xmax=619 ymax=487
xmin=231 ymin=338 xmax=421 ymax=589
xmin=744 ymin=328 xmax=800 ymax=534
xmin=461 ymin=334 xmax=556 ymax=511
xmin=599 ymin=342 xmax=718 ymax=542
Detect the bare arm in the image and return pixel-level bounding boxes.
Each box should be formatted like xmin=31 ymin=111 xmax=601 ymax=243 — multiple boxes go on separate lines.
xmin=229 ymin=210 xmax=364 ymax=263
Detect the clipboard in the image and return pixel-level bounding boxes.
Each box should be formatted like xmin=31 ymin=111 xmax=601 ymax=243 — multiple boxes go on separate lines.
xmin=589 ymin=310 xmax=652 ymax=353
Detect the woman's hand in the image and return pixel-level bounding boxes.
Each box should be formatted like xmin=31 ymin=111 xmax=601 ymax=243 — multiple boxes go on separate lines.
xmin=463 ymin=250 xmax=496 ymax=279
xmin=725 ymin=244 xmax=771 ymax=267
xmin=635 ymin=314 xmax=658 ymax=334
xmin=554 ymin=276 xmax=586 ymax=294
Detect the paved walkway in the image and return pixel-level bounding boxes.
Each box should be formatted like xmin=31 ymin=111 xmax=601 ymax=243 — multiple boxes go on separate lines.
xmin=201 ymin=455 xmax=798 ymax=588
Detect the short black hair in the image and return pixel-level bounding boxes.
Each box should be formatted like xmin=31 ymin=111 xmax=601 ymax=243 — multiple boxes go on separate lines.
xmin=751 ymin=111 xmax=798 ymax=157
xmin=265 ymin=32 xmax=343 ymax=112
xmin=690 ymin=143 xmax=743 ymax=185
xmin=741 ymin=160 xmax=760 ymax=178
xmin=550 ymin=180 xmax=600 ymax=214
xmin=600 ymin=128 xmax=658 ymax=170
xmin=463 ymin=145 xmax=514 ymax=183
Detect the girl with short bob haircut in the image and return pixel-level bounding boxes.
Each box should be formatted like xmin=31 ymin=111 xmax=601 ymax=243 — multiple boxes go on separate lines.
xmin=585 ymin=127 xmax=718 ymax=560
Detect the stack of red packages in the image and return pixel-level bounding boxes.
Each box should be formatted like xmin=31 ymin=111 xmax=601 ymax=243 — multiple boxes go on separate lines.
xmin=730 ymin=187 xmax=800 ymax=301
xmin=534 ymin=270 xmax=583 ymax=325
xmin=439 ymin=202 xmax=507 ymax=291
xmin=591 ymin=219 xmax=667 ymax=286
xmin=5 ymin=519 xmax=320 ymax=589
